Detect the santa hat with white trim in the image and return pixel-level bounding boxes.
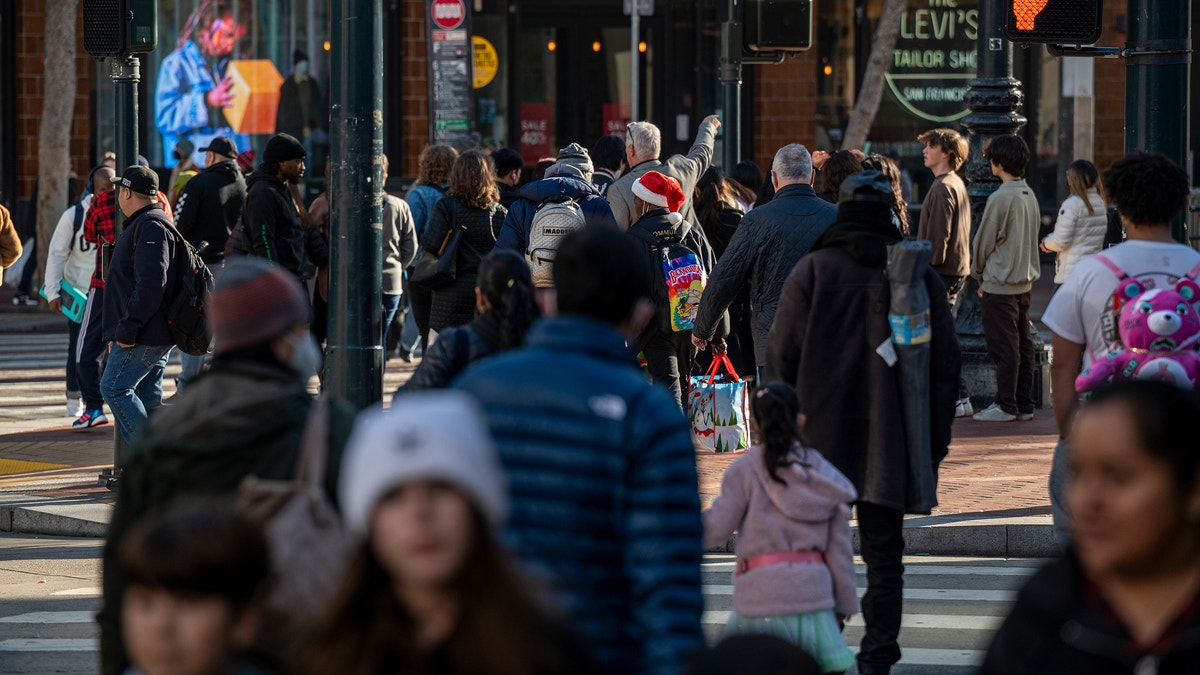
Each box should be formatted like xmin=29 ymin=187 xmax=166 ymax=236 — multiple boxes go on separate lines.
xmin=633 ymin=170 xmax=686 ymax=225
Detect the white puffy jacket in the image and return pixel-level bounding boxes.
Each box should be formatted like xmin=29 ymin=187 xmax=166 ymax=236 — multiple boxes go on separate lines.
xmin=1042 ymin=189 xmax=1108 ymax=283
xmin=43 ymin=194 xmax=97 ymax=301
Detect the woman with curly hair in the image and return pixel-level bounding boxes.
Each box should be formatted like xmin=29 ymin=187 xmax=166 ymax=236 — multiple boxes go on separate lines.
xmin=814 ymin=150 xmax=864 ymax=204
xmin=863 ymin=153 xmax=910 ymax=235
xmin=419 ymin=150 xmax=507 ymax=333
xmin=405 ymin=144 xmax=459 ymax=354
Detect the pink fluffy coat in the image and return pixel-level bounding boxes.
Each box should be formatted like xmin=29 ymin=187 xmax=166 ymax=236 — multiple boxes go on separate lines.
xmin=703 ymin=443 xmax=859 ymax=617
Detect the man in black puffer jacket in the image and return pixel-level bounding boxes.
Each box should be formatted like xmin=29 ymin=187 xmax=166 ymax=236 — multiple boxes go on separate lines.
xmin=691 ymin=143 xmax=836 ymax=380
xmin=173 ymin=136 xmax=246 ymax=266
xmin=231 ymin=133 xmax=311 ymax=280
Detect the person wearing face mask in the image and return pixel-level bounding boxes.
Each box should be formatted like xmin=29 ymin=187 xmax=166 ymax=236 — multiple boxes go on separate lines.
xmin=276 ymin=50 xmax=325 ymax=143
xmin=98 ymin=256 xmax=356 ymax=675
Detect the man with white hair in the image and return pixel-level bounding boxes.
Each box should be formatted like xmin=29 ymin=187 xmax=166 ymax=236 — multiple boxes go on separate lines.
xmin=606 ymin=115 xmax=721 ymax=229
xmin=691 ymin=143 xmax=837 ymax=380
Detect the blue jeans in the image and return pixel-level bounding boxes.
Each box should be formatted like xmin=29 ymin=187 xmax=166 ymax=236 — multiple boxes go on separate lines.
xmin=101 ymin=343 xmax=173 ymax=444
xmin=1049 ymin=437 xmax=1071 ymax=551
xmin=382 ymin=293 xmax=403 ymax=345
xmin=176 ymin=352 xmax=209 ymax=394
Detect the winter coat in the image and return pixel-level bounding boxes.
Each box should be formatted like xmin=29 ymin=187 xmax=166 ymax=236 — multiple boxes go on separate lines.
xmin=765 ymin=202 xmax=960 ymax=512
xmin=43 ymin=194 xmax=96 ymax=301
xmin=396 ymin=311 xmax=502 ymax=395
xmin=101 ymin=205 xmax=178 ymax=346
xmin=98 ymin=358 xmax=356 ymax=675
xmin=234 ymin=173 xmax=309 ymax=279
xmin=0 ymin=203 xmax=20 ymax=286
xmin=153 ymin=40 xmax=249 ymax=170
xmin=452 ymin=316 xmax=704 ymax=675
xmin=419 ymin=195 xmax=504 ymax=332
xmin=607 ymin=119 xmax=719 ymax=229
xmin=916 ymin=171 xmax=971 ymax=278
xmin=405 ymin=183 xmax=446 ymax=239
xmin=971 ymin=179 xmax=1041 ymax=295
xmin=494 ymin=174 xmax=618 ymax=253
xmin=980 ymin=553 xmax=1200 ymax=675
xmin=1042 ymin=189 xmax=1108 ymax=284
xmin=693 ymin=183 xmax=838 ymax=365
xmin=627 ymin=207 xmax=723 ymax=351
xmin=382 ymin=194 xmax=417 ymax=295
xmin=174 ymin=159 xmax=247 ymax=264
xmin=497 ymin=181 xmax=521 ymax=210
xmin=703 ymin=444 xmax=859 ymax=618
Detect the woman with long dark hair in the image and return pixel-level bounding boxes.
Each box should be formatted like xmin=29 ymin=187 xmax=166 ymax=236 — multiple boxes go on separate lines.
xmin=694 ymin=166 xmax=745 ymax=259
xmin=419 ymin=149 xmax=507 ymax=333
xmin=404 ymin=144 xmax=459 ymax=356
xmin=863 ymin=153 xmax=910 ymax=235
xmin=729 ymin=160 xmax=763 ymax=213
xmin=395 ymin=249 xmax=539 ymax=396
xmin=304 ymin=392 xmax=593 ymax=675
xmin=815 ymin=150 xmax=864 ymax=204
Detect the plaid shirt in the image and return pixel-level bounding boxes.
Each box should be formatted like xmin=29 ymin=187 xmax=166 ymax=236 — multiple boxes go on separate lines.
xmin=83 ymin=189 xmax=173 ymax=290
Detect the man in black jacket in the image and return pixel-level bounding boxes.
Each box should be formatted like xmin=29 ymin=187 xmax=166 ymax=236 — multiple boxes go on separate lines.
xmin=100 ymin=166 xmax=179 ymax=443
xmin=691 ymin=143 xmax=837 ymax=380
xmin=233 ymin=133 xmax=309 ymax=280
xmin=173 ymin=135 xmax=246 ymax=392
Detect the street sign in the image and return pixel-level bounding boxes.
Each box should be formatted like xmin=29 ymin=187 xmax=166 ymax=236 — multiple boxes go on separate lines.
xmin=744 ymin=0 xmax=813 ymax=52
xmin=623 ymin=0 xmax=654 ymax=17
xmin=431 ymin=0 xmax=467 ymax=31
xmin=82 ymin=0 xmax=157 ymax=58
xmin=1004 ymin=0 xmax=1102 ymax=44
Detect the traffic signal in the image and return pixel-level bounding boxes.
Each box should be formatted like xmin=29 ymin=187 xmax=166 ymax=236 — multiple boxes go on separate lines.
xmin=744 ymin=0 xmax=813 ymax=52
xmin=83 ymin=0 xmax=158 ymax=59
xmin=1004 ymin=0 xmax=1103 ymax=44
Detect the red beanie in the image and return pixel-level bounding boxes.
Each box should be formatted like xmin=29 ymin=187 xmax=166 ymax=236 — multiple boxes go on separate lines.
xmin=632 ymin=171 xmax=686 ymax=224
xmin=208 ymin=258 xmax=311 ymax=355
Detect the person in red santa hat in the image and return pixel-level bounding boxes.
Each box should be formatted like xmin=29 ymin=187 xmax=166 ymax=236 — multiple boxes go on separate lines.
xmin=627 ymin=171 xmax=725 ymax=406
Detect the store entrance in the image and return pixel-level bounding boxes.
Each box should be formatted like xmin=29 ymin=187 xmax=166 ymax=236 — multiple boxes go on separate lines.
xmin=513 ymin=7 xmax=651 ymax=164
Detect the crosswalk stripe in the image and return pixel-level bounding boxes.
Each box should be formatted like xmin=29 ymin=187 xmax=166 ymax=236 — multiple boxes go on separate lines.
xmin=0 ymin=611 xmax=93 ymax=624
xmin=702 ymin=585 xmax=1017 ymax=602
xmin=0 ymin=638 xmax=97 ymax=652
xmin=702 ymin=562 xmax=1041 ymax=577
xmin=858 ymin=647 xmax=984 ymax=667
xmin=701 ymin=611 xmax=1004 ymax=632
xmin=50 ymin=587 xmax=101 ymax=597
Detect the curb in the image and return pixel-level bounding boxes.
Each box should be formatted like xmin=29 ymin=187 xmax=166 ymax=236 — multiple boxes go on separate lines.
xmin=706 ymin=515 xmax=1057 ymax=559
xmin=0 ymin=495 xmax=112 ymax=538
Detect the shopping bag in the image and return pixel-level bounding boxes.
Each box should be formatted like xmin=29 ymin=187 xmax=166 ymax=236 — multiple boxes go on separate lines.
xmin=689 ymin=354 xmax=750 ymax=454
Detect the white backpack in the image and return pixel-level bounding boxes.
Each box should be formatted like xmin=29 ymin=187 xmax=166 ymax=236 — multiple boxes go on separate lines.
xmin=526 ymin=196 xmax=586 ymax=288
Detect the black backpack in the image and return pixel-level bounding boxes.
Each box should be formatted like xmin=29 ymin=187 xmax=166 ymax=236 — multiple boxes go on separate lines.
xmin=630 ymin=227 xmax=708 ymax=333
xmin=133 ymin=213 xmax=215 ymax=355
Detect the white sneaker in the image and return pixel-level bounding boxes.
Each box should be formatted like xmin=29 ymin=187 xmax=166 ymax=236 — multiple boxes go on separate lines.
xmin=1017 ymin=411 xmax=1034 ymax=421
xmin=973 ymin=404 xmax=1016 ymax=422
xmin=66 ymin=397 xmax=83 ymax=418
xmin=954 ymin=398 xmax=974 ymax=418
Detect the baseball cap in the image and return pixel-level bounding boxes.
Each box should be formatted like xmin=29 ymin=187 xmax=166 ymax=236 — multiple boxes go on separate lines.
xmin=119 ymin=166 xmax=159 ymax=197
xmin=200 ymin=136 xmax=239 ymax=159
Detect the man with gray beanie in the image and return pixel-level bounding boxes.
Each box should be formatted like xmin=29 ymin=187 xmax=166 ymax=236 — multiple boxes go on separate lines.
xmin=229 ymin=133 xmax=314 ymax=281
xmin=494 ymin=142 xmax=617 ymax=256
xmin=98 ymin=256 xmax=355 ymax=675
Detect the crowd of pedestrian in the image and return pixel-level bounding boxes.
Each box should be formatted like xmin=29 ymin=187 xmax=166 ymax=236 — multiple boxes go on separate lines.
xmin=13 ymin=108 xmax=1199 ymax=674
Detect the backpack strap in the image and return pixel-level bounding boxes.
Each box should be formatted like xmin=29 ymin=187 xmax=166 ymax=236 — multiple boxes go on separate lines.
xmin=1091 ymin=252 xmax=1129 ymax=282
xmin=1185 ymin=260 xmax=1200 ymax=281
xmin=295 ymin=396 xmax=331 ymax=490
xmin=72 ymin=201 xmax=85 ymax=234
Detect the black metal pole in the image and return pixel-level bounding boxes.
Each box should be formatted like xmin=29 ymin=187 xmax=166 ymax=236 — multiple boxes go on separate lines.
xmin=719 ymin=0 xmax=743 ymax=170
xmin=1125 ymin=0 xmax=1191 ymax=243
xmin=327 ymin=0 xmax=384 ymax=409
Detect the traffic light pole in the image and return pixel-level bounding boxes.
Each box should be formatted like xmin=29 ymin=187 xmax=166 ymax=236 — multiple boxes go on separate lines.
xmin=327 ymin=0 xmax=384 ymax=409
xmin=718 ymin=0 xmax=782 ymax=171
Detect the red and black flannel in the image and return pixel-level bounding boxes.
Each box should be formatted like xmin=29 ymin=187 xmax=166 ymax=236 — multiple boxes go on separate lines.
xmin=82 ymin=189 xmax=174 ymax=291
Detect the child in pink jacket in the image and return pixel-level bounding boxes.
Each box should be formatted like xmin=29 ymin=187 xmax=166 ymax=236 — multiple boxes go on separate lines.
xmin=703 ymin=382 xmax=858 ymax=673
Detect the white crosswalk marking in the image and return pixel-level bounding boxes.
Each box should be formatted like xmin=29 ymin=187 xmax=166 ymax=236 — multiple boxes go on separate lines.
xmin=0 ymin=638 xmax=98 ymax=652
xmin=0 ymin=611 xmax=94 ymax=624
xmin=702 ymin=554 xmax=1042 ymax=674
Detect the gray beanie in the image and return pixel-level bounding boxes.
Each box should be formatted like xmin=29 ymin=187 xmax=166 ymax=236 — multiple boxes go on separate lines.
xmin=555 ymin=143 xmax=593 ymax=175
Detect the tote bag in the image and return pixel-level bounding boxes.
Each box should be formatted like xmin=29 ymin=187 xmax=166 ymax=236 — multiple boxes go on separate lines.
xmin=689 ymin=354 xmax=751 ymax=454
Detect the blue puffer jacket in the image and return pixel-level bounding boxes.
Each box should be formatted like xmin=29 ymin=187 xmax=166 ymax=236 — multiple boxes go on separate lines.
xmin=452 ymin=316 xmax=704 ymax=675
xmin=494 ymin=174 xmax=618 ymax=252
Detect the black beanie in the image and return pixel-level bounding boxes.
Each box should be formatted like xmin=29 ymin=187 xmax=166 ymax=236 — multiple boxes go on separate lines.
xmin=262 ymin=133 xmax=306 ymax=164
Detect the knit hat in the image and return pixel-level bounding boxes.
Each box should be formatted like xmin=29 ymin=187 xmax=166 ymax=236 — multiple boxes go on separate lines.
xmin=175 ymin=139 xmax=195 ymax=160
xmin=556 ymin=143 xmax=593 ymax=175
xmin=838 ymin=169 xmax=893 ymax=205
xmin=339 ymin=392 xmax=508 ymax=538
xmin=208 ymin=257 xmax=311 ymax=355
xmin=262 ymin=133 xmax=307 ymax=164
xmin=632 ymin=170 xmax=686 ymax=224
xmin=236 ymin=149 xmax=257 ymax=173
xmin=544 ymin=162 xmax=585 ymax=180
xmin=119 ymin=166 xmax=158 ymax=197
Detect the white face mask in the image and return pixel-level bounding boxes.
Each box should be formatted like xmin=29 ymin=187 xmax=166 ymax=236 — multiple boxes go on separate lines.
xmin=282 ymin=330 xmax=322 ymax=379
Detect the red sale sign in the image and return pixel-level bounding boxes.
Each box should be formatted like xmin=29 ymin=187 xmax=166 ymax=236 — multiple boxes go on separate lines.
xmin=603 ymin=103 xmax=631 ymax=137
xmin=519 ymin=103 xmax=553 ymax=163
xmin=430 ymin=0 xmax=466 ymax=30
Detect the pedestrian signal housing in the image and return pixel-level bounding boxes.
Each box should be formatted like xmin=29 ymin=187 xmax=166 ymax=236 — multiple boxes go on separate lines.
xmin=1004 ymin=0 xmax=1103 ymax=44
xmin=83 ymin=0 xmax=158 ymax=59
xmin=744 ymin=0 xmax=813 ymax=52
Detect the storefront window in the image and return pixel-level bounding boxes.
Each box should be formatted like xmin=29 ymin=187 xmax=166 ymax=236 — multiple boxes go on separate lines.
xmin=106 ymin=0 xmax=331 ymax=169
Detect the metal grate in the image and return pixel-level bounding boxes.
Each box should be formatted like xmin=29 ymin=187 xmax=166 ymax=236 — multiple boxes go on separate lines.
xmin=83 ymin=0 xmax=123 ymax=58
xmin=1005 ymin=0 xmax=1103 ymax=44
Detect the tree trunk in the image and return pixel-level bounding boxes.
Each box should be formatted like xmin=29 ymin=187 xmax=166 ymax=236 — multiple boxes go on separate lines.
xmin=35 ymin=0 xmax=80 ymax=298
xmin=842 ymin=0 xmax=908 ymax=151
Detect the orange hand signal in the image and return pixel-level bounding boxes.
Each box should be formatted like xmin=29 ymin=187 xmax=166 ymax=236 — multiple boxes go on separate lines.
xmin=1013 ymin=0 xmax=1050 ymax=31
